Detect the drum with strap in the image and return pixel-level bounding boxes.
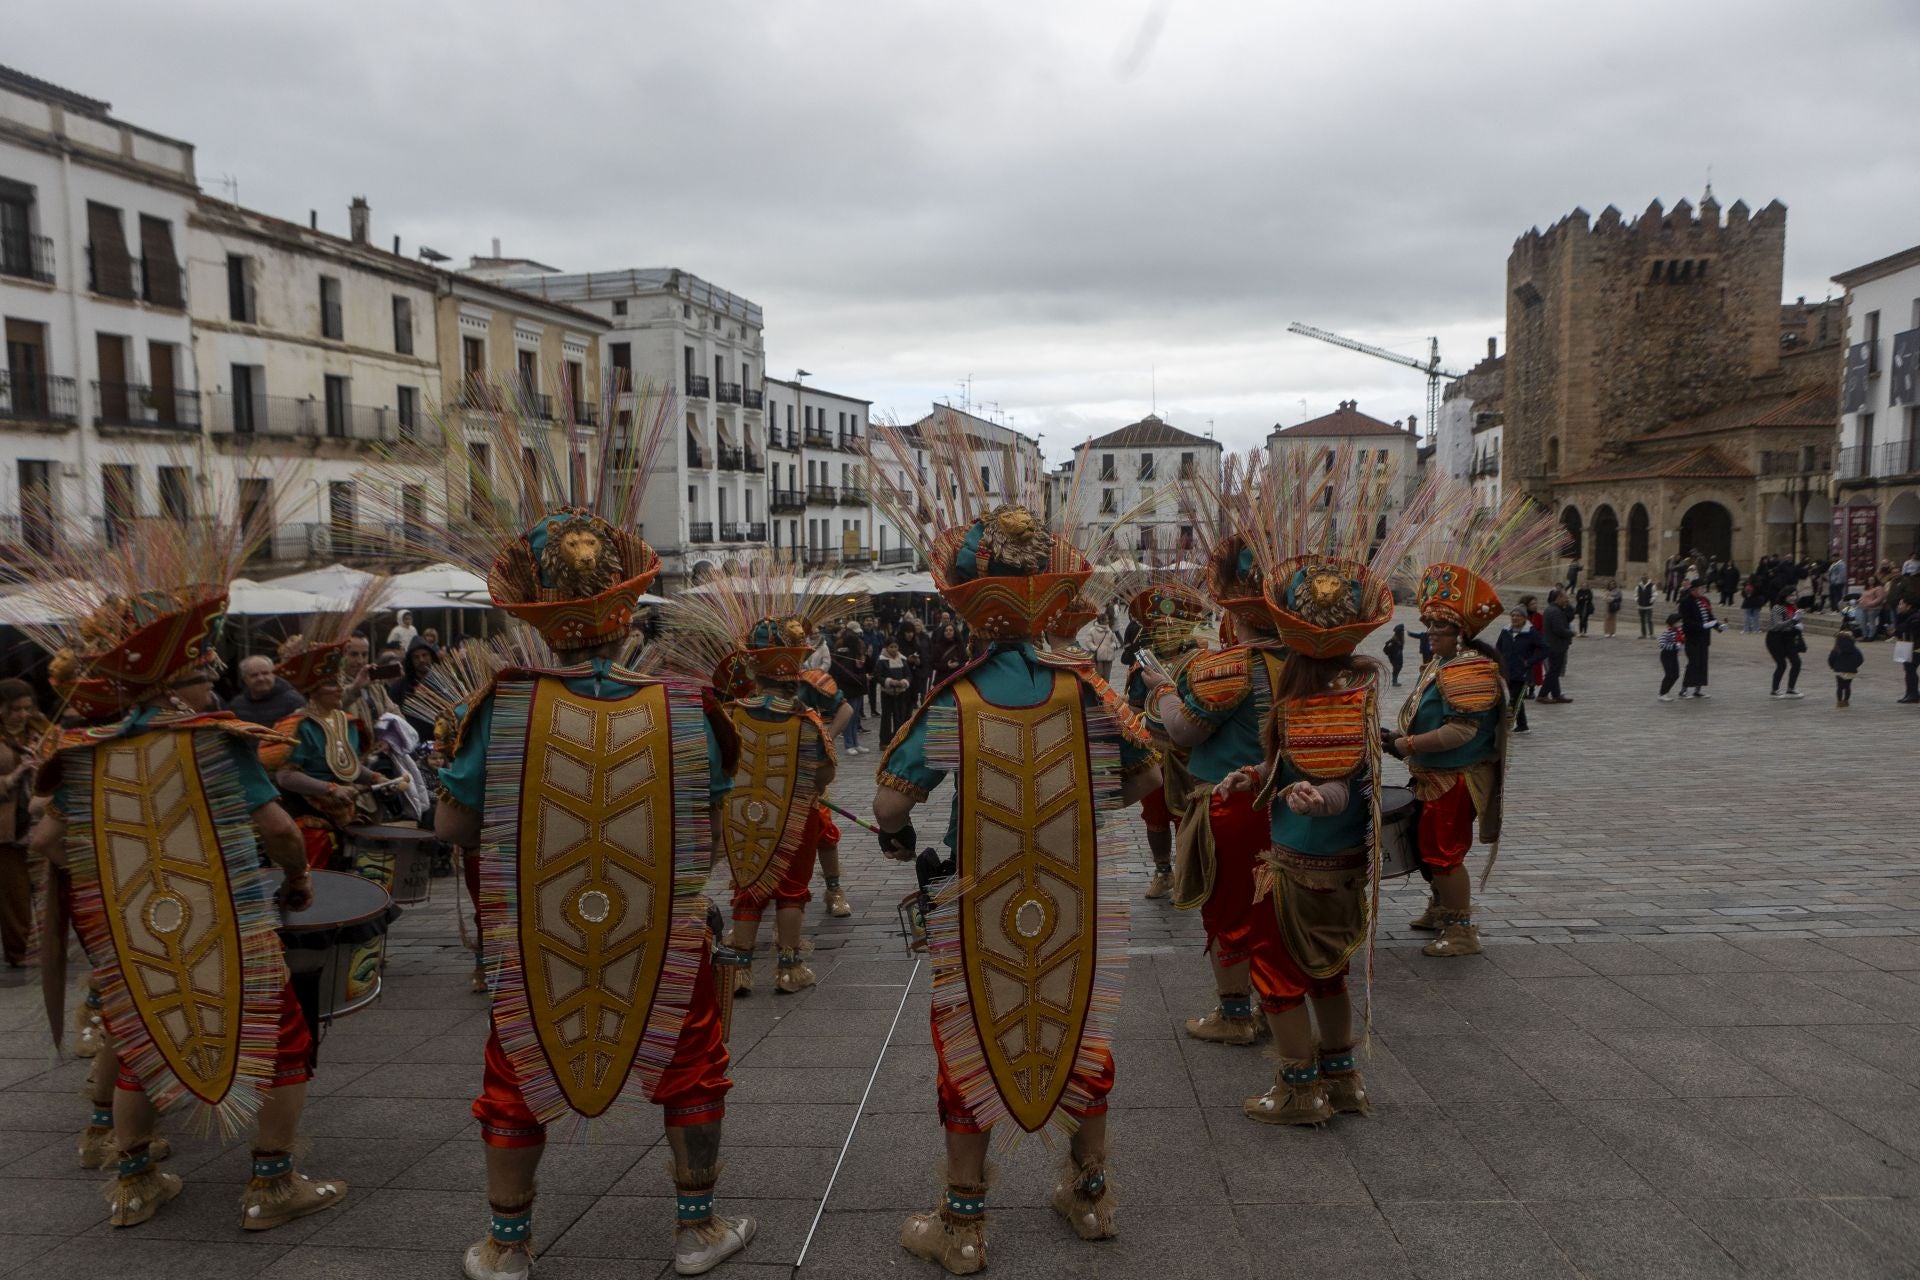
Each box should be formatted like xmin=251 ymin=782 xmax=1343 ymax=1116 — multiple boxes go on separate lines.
xmin=268 ymin=868 xmax=396 ymax=1027
xmin=345 ymin=823 xmax=439 ymax=905
xmin=1376 ymin=784 xmax=1418 ymax=879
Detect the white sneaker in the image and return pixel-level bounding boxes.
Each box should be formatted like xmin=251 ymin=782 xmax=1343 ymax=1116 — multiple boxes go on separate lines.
xmin=1657 ymin=694 xmax=1675 ymax=702
xmin=1694 ymin=690 xmax=1710 ymax=699
xmin=463 ymin=1239 xmax=531 ymax=1280
xmin=1770 ymin=690 xmax=1783 ymax=698
xmin=1783 ymin=689 xmax=1804 ymax=699
xmin=674 ymin=1216 xmax=756 ymax=1275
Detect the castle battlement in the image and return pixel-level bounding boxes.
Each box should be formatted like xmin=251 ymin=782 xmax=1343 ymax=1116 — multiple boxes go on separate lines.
xmin=1512 ymin=196 xmax=1786 ymax=260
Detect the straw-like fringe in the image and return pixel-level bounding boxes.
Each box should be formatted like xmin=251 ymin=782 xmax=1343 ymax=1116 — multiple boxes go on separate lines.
xmin=478 ymin=671 xmax=714 ymax=1135
xmin=62 ymin=729 xmax=281 ymax=1138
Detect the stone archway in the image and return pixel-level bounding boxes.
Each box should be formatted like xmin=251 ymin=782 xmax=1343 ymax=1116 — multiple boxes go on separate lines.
xmin=1559 ymin=505 xmax=1582 ymax=566
xmin=1627 ymin=503 xmax=1651 ymax=563
xmin=1679 ymin=501 xmax=1734 ymax=563
xmin=1591 ymin=504 xmax=1620 ymax=578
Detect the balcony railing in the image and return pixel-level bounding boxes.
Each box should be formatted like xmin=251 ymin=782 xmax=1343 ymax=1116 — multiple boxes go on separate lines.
xmin=771 ymin=489 xmax=805 ymax=513
xmin=93 ymin=381 xmax=201 ymax=432
xmin=86 ymin=251 xmax=185 ymax=308
xmin=720 ymin=521 xmax=748 ymax=543
xmin=517 ymin=389 xmax=553 ymax=421
xmin=564 ymin=401 xmax=599 ymax=428
xmin=0 ymin=371 xmax=80 ymax=425
xmin=747 ymin=521 xmax=767 ymax=541
xmin=742 ymin=388 xmax=764 ymax=410
xmin=879 ymin=545 xmax=915 ymax=565
xmin=1758 ymin=449 xmax=1829 ymax=477
xmin=803 ymin=547 xmax=832 ymax=567
xmin=745 ymin=448 xmax=764 ymax=473
xmin=839 ymin=431 xmax=862 ymax=452
xmin=1836 ymin=445 xmax=1870 ymax=480
xmin=0 ymin=231 xmax=54 ymax=285
xmin=717 ymin=445 xmax=744 ymax=471
xmin=716 ymin=381 xmax=742 ymax=405
xmin=768 ymin=427 xmax=795 ymax=451
xmin=1879 ymin=438 xmax=1920 ymax=477
xmin=840 ymin=484 xmax=868 ymax=505
xmin=804 ymin=427 xmax=832 ymax=447
xmin=687 ymin=441 xmax=709 ymax=469
xmin=205 ymin=392 xmax=400 ymax=442
xmin=688 ymin=522 xmax=715 ymax=544
xmin=684 ymin=375 xmax=710 ymax=399
xmin=838 ymin=547 xmax=873 ymax=566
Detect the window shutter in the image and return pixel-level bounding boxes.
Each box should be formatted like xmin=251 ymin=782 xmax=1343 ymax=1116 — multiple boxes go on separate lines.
xmin=138 ymin=216 xmax=182 ymax=307
xmin=87 ymin=203 xmax=133 ymax=299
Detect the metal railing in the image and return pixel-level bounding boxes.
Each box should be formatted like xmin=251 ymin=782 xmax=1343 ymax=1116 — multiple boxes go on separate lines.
xmin=0 ymin=371 xmax=80 ymax=425
xmin=806 ymin=483 xmax=838 ymax=504
xmin=746 ymin=521 xmax=767 ymax=541
xmin=879 ymin=545 xmax=915 ymax=565
xmin=205 ymin=392 xmax=400 ymax=442
xmin=720 ymin=522 xmax=748 ymax=542
xmin=688 ymin=522 xmax=715 ymax=544
xmin=1836 ymin=445 xmax=1870 ymax=480
xmin=717 ymin=445 xmax=744 ymax=471
xmin=839 ymin=431 xmax=862 ymax=451
xmin=745 ymin=449 xmax=764 ymax=473
xmin=803 ymin=547 xmax=832 ymax=566
xmin=86 ymin=251 xmax=185 ymax=308
xmin=0 ymin=231 xmax=54 ymax=285
xmin=768 ymin=427 xmax=796 ymax=450
xmin=565 ymin=401 xmax=599 ymax=428
xmin=716 ymin=381 xmax=742 ymax=405
xmin=686 ymin=440 xmax=709 ymax=469
xmin=804 ymin=426 xmax=832 ymax=447
xmin=684 ymin=375 xmax=710 ymax=399
xmin=1880 ymin=438 xmax=1920 ymax=477
xmin=92 ymin=381 xmax=201 ymax=432
xmin=840 ymin=484 xmax=868 ymax=505
xmin=517 ymin=389 xmax=553 ymax=421
xmin=742 ymin=388 xmax=764 ymax=410
xmin=838 ymin=547 xmax=873 ymax=566
xmin=771 ymin=489 xmax=805 ymax=513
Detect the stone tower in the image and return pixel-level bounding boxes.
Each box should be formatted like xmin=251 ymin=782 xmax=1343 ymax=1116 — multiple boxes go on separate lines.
xmin=1503 ymin=196 xmax=1789 ymax=498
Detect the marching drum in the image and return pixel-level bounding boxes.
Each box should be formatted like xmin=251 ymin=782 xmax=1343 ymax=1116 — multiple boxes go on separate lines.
xmin=269 ymin=868 xmax=396 ymax=1026
xmin=1376 ymin=785 xmax=1419 ymax=879
xmin=345 ymin=822 xmax=438 ymax=906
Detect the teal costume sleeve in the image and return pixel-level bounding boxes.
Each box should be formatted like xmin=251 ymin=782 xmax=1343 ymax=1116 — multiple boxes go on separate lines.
xmin=877 ymin=692 xmax=950 ymax=797
xmin=800 ymin=682 xmax=845 ymax=718
xmin=437 ymin=696 xmax=494 ymax=813
xmin=703 ymin=718 xmax=733 ymax=801
xmin=1119 ymin=733 xmax=1153 ymax=771
xmin=228 ymin=739 xmax=282 ymax=812
xmin=287 ymin=718 xmax=330 ymax=779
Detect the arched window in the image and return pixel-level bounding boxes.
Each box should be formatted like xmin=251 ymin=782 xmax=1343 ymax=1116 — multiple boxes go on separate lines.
xmin=1627 ymin=503 xmax=1650 ymax=562
xmin=1591 ymin=505 xmax=1619 ymax=577
xmin=1546 ymin=436 xmax=1560 ymax=473
xmin=1558 ymin=505 xmax=1582 ymax=563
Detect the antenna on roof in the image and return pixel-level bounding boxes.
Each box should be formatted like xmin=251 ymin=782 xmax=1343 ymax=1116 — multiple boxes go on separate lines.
xmin=215 ymin=174 xmax=239 ymax=203
xmin=1150 ymin=365 xmax=1157 ymax=415
xmin=418 ymin=246 xmax=450 ymax=263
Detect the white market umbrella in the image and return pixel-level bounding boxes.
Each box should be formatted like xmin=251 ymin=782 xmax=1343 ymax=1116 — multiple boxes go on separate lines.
xmin=264 ymin=563 xmax=379 ymax=601
xmin=0 ymin=578 xmax=96 ymax=626
xmin=226 ymin=579 xmax=345 ymax=616
xmin=388 ymin=563 xmax=489 ymax=599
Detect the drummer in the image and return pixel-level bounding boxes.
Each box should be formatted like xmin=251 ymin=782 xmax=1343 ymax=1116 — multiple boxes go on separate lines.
xmin=267 ymin=629 xmax=391 ymax=871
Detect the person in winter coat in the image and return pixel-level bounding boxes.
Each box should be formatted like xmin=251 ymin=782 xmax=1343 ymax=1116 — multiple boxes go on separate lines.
xmin=1602 ymin=580 xmax=1623 ymax=637
xmin=1382 ymin=623 xmax=1406 ymax=686
xmin=1676 ymin=579 xmax=1726 ymax=698
xmin=1539 ymin=589 xmax=1576 ymax=703
xmin=1828 ymin=631 xmax=1863 ymax=707
xmin=1764 ymin=591 xmax=1805 ymax=698
xmin=1635 ymin=575 xmax=1658 ymax=638
xmin=1494 ymin=610 xmax=1546 ymax=732
xmin=1574 ymin=584 xmax=1595 ymax=635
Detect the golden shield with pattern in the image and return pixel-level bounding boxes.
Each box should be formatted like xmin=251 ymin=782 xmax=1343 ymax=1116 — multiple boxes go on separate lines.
xmin=721 ymin=708 xmax=806 ymax=900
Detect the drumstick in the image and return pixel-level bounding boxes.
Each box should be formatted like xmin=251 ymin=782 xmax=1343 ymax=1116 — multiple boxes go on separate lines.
xmin=820 ymin=799 xmax=883 ymax=837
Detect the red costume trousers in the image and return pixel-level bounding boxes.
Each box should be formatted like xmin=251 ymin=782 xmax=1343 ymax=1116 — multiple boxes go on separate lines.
xmin=731 ymin=807 xmax=823 ymax=920
xmin=117 ymin=978 xmax=313 ymax=1091
xmin=471 ymin=949 xmax=732 ymax=1147
xmin=1245 ymin=895 xmax=1350 ymax=1014
xmin=296 ymin=817 xmax=340 ymax=871
xmin=1200 ymin=789 xmax=1263 ymax=966
xmin=931 ymin=1007 xmax=1113 ymax=1134
xmin=1138 ymin=783 xmax=1171 ymax=833
xmin=1416 ymin=778 xmax=1475 ymax=872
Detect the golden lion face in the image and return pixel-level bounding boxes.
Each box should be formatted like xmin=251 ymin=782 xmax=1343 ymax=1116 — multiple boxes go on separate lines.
xmin=1294 ymin=567 xmax=1359 ymax=627
xmin=540 ymin=517 xmax=624 ymax=598
xmin=556 ymin=527 xmax=604 ymax=574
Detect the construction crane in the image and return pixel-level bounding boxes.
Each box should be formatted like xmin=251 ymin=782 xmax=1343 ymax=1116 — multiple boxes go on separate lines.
xmin=1287 ymin=322 xmax=1464 ymax=445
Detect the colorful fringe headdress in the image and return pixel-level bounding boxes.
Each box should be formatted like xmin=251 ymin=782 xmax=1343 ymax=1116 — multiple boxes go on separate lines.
xmin=273 ymin=576 xmax=387 ymax=694
xmin=1243 ymin=444 xmax=1460 ymax=658
xmin=1412 ymin=490 xmax=1568 ymax=639
xmin=865 ymin=410 xmax=1090 ymax=640
xmin=1175 ymin=447 xmax=1288 ymax=639
xmin=16 ymin=457 xmax=284 ymax=719
xmin=657 ymin=556 xmax=861 ymax=692
xmin=389 ymin=373 xmax=670 ymax=651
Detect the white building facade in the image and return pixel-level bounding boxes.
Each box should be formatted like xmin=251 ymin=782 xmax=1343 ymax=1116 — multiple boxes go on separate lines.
xmin=1265 ymin=401 xmax=1421 ymax=533
xmin=476 ymin=266 xmax=769 ymax=582
xmin=764 ymin=377 xmax=875 ymax=568
xmin=1833 ymin=243 xmax=1920 ymax=568
xmin=1050 ymin=415 xmax=1221 ymax=562
xmin=0 ymin=69 xmax=199 ymax=553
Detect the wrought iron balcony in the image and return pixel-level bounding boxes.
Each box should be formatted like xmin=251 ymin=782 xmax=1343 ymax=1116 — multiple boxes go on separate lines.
xmin=803 ymin=547 xmax=832 ymax=566
xmin=0 ymin=371 xmax=80 ymax=426
xmin=742 ymin=388 xmax=764 ymax=410
xmin=93 ymin=381 xmax=201 ymax=432
xmin=771 ymin=489 xmax=805 ymax=513
xmin=745 ymin=448 xmax=764 ymax=472
xmin=717 ymin=445 xmax=744 ymax=471
xmin=205 ymin=392 xmax=399 ymax=442
xmin=747 ymin=521 xmax=767 ymax=541
xmin=687 ymin=440 xmax=710 ymax=469
xmin=684 ymin=375 xmax=710 ymax=399
xmin=0 ymin=231 xmax=54 ymax=285
xmin=517 ymin=389 xmax=554 ymax=421
xmin=839 ymin=431 xmax=862 ymax=452
xmin=1879 ymin=438 xmax=1920 ymax=477
xmin=688 ymin=522 xmax=715 ymax=544
xmin=806 ymin=483 xmax=838 ymax=504
xmin=838 ymin=546 xmax=873 ymax=566
xmin=879 ymin=545 xmax=915 ymax=565
xmin=804 ymin=426 xmax=832 ymax=447
xmin=716 ymin=381 xmax=742 ymax=405
xmin=840 ymin=484 xmax=868 ymax=505
xmin=1836 ymin=445 xmax=1870 ymax=480
xmin=721 ymin=521 xmax=748 ymax=543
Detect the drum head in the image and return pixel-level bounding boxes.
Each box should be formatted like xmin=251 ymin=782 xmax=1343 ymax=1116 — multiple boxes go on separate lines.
xmin=1378 ymin=784 xmax=1415 ymax=817
xmin=345 ymin=823 xmax=438 ymax=845
xmin=265 ymin=868 xmax=395 ymax=932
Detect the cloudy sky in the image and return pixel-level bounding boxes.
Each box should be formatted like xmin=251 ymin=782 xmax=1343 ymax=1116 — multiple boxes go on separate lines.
xmin=14 ymin=0 xmax=1918 ymax=459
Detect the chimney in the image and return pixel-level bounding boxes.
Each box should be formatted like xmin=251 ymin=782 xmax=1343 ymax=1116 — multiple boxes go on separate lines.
xmin=1407 ymin=413 xmax=1418 ymax=435
xmin=309 ymin=209 xmax=318 ymax=230
xmin=492 ymin=237 xmax=502 ymax=258
xmin=1487 ymin=336 xmax=1498 ymax=360
xmin=392 ymin=234 xmax=401 ymax=255
xmin=349 ymin=196 xmax=370 ymax=245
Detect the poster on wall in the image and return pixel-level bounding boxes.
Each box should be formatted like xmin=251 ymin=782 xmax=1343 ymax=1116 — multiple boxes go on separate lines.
xmin=1833 ymin=504 xmax=1878 ymax=570
xmin=1890 ymin=329 xmax=1919 ymax=410
xmin=1843 ymin=343 xmax=1871 ymax=415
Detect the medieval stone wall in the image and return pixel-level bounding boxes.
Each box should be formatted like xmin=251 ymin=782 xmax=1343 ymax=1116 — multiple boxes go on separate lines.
xmin=1504 ymin=197 xmax=1788 ymax=498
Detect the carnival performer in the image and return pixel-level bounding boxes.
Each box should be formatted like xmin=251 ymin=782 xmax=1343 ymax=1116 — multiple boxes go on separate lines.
xmin=410 ymin=379 xmax=754 ymax=1279
xmin=796 ymin=662 xmax=856 ymax=921
xmin=1388 ymin=495 xmax=1563 ymax=959
xmin=661 ymin=561 xmax=852 ymax=1009
xmin=865 ymin=415 xmax=1158 ymax=1274
xmin=264 ymin=582 xmax=392 ymax=872
xmin=1214 ymin=449 xmax=1443 ymax=1123
xmin=22 ymin=513 xmax=347 ymax=1231
xmin=1136 ymin=451 xmax=1287 ymax=1047
xmin=1120 ymin=577 xmax=1209 ymax=900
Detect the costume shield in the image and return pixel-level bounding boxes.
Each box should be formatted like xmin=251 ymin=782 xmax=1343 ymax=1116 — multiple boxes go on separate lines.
xmin=720 ymin=706 xmax=818 ymax=906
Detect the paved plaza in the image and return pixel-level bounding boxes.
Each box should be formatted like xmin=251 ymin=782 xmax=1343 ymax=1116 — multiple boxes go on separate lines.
xmin=3 ymin=612 xmax=1918 ymax=1278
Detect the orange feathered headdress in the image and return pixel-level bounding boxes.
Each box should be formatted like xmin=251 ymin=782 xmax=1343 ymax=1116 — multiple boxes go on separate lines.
xmin=1264 ymin=556 xmax=1395 ymax=658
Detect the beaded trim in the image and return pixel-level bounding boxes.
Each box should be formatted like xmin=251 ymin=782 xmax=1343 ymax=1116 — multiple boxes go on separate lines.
xmin=1080 ymin=1171 xmax=1107 ymax=1196
xmin=946 ymin=1190 xmax=987 ymax=1219
xmin=676 ymin=1192 xmax=715 ymax=1223
xmin=1320 ymin=1052 xmax=1357 ymax=1074
xmin=118 ymin=1146 xmax=150 ymax=1177
xmin=1279 ymin=1062 xmax=1320 ymax=1085
xmin=712 ymin=945 xmax=753 ymax=969
xmin=491 ymin=1208 xmax=533 ymax=1242
xmin=252 ymin=1153 xmax=293 ymax=1179
xmin=1220 ymin=994 xmax=1252 ymax=1019
xmin=91 ymin=1107 xmax=113 ymax=1127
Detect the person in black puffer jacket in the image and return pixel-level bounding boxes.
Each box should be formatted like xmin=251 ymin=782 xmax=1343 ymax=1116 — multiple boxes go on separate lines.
xmin=1494 ymin=609 xmax=1547 ymax=732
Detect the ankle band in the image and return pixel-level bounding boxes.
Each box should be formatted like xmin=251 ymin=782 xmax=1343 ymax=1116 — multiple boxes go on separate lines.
xmin=1279 ymin=1062 xmax=1320 ymax=1085
xmin=490 ymin=1206 xmax=533 ymax=1243
xmin=91 ymin=1107 xmax=113 ymax=1128
xmin=85 ymin=990 xmax=103 ymax=1010
xmin=714 ymin=945 xmax=752 ymax=968
xmin=251 ymin=1152 xmax=293 ymax=1179
xmin=1320 ymin=1051 xmax=1356 ymax=1074
xmin=1079 ymin=1170 xmax=1107 ymax=1197
xmin=1220 ymin=994 xmax=1252 ymax=1019
xmin=778 ymin=949 xmax=801 ymax=968
xmin=118 ymin=1145 xmax=150 ymax=1178
xmin=824 ymin=876 xmax=842 ymax=890
xmin=945 ymin=1188 xmax=986 ymax=1219
xmin=676 ymin=1189 xmax=715 ymax=1223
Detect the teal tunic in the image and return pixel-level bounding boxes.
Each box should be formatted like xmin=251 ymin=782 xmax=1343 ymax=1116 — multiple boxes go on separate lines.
xmin=881 ymin=644 xmax=1151 ymax=852
xmin=1407 ymin=675 xmax=1499 ymax=773
xmin=1268 ymin=758 xmax=1369 ymax=855
xmin=287 ymin=716 xmax=363 ymax=782
xmin=439 ymin=662 xmax=732 ymax=813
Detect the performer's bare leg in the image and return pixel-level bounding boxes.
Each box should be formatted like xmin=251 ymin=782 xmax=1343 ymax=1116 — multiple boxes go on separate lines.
xmin=1143 ymin=826 xmax=1173 ymax=898
xmin=241 ymin=1082 xmax=347 ymax=1231
xmin=1053 ymin=1111 xmax=1118 ymax=1241
xmin=725 ymin=914 xmax=761 ymax=996
xmin=1424 ymin=866 xmax=1482 ymax=957
xmin=818 ymin=842 xmax=851 ymax=917
xmin=667 ymin=1120 xmax=754 ymax=1274
xmin=904 ymin=1129 xmax=993 ymax=1274
xmin=1186 ymin=955 xmax=1260 ymax=1045
xmin=77 ymin=1041 xmax=141 ymax=1169
xmin=1311 ymin=988 xmax=1369 ymax=1116
xmin=105 ymin=1080 xmax=178 ymax=1226
xmin=1245 ymin=1001 xmax=1331 ymax=1127
xmin=468 ymin=1144 xmax=543 ymax=1280
xmin=774 ymin=904 xmax=816 ymax=993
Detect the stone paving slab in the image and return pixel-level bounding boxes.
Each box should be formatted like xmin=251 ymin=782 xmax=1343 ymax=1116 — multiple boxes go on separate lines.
xmin=2 ymin=618 xmax=1918 ymax=1277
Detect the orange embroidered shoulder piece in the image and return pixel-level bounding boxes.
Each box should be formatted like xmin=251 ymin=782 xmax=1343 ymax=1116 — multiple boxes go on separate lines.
xmin=1280 ymin=685 xmax=1371 ymax=780
xmin=1436 ymin=655 xmax=1501 ymax=714
xmin=799 ymin=669 xmax=840 ymax=699
xmin=1182 ymin=647 xmax=1252 ymax=713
